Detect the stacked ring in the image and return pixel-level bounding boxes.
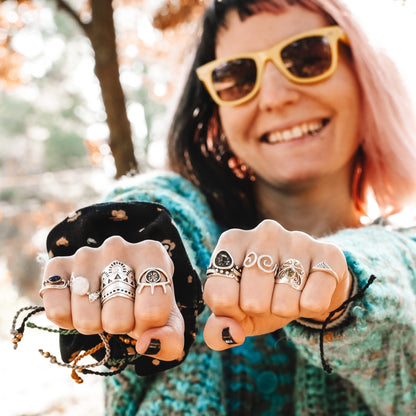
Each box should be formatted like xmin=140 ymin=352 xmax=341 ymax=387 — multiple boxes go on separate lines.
xmin=101 ymin=261 xmax=136 ymax=304
xmin=206 ymin=250 xmax=242 ymax=283
xmin=39 ymin=275 xmax=69 ymax=298
xmin=137 ymin=268 xmax=172 ymax=295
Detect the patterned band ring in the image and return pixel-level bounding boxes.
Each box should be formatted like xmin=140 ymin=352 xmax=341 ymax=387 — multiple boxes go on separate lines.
xmin=136 ymin=267 xmax=172 ymax=295
xmin=70 ymin=274 xmax=101 ymax=303
xmin=243 ymin=251 xmax=278 ymax=274
xmin=206 ymin=249 xmax=242 ymax=283
xmin=100 ymin=261 xmax=136 ymax=304
xmin=275 ymin=258 xmax=306 ymax=291
xmin=39 ymin=275 xmax=70 ymax=298
xmin=310 ymin=261 xmax=340 ymax=284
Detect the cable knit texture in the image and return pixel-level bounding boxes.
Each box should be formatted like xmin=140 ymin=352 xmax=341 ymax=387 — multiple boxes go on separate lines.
xmin=102 ymin=172 xmax=416 ymax=416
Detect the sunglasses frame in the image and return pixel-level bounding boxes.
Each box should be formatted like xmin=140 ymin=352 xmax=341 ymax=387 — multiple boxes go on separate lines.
xmin=196 ymin=25 xmax=349 ymax=107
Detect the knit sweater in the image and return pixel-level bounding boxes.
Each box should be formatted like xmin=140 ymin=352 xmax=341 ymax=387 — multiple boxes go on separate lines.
xmin=101 ymin=172 xmax=416 ymax=416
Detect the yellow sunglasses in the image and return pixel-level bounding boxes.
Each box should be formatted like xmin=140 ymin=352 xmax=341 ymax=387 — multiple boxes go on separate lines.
xmin=196 ymin=25 xmax=349 ymax=107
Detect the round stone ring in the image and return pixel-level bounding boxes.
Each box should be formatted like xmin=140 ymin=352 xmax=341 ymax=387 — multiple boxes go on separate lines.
xmin=70 ymin=274 xmax=101 ymax=302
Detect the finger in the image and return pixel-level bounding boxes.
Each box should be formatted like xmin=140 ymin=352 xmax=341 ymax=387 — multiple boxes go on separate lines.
xmin=203 ymin=314 xmax=245 ymax=351
xmin=70 ymin=246 xmax=103 ymax=335
xmin=131 ymin=240 xmax=175 ymax=336
xmin=133 ymin=302 xmax=185 ymax=361
xmin=271 ymin=256 xmax=309 ymax=319
xmin=300 ymin=271 xmax=338 ymax=318
xmin=99 ymin=237 xmax=138 ymax=334
xmin=203 ymin=232 xmax=248 ymax=321
xmin=240 ymin=250 xmax=278 ymax=316
xmin=41 ymin=257 xmax=73 ymax=329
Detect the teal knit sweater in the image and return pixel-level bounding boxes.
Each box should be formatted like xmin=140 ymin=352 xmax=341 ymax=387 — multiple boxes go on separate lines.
xmin=102 ymin=172 xmax=416 ymax=416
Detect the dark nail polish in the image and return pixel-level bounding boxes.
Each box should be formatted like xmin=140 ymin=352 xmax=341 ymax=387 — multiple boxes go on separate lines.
xmin=145 ymin=338 xmax=161 ymax=355
xmin=222 ymin=327 xmax=237 ymax=345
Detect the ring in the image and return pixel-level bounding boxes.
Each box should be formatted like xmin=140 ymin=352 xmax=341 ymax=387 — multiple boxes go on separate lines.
xmin=243 ymin=252 xmax=278 ymax=274
xmin=70 ymin=274 xmax=101 ymax=303
xmin=276 ymin=258 xmax=305 ymax=291
xmin=310 ymin=261 xmax=339 ymax=284
xmin=101 ymin=261 xmax=136 ymax=304
xmin=39 ymin=275 xmax=69 ymax=298
xmin=206 ymin=250 xmax=242 ymax=283
xmin=137 ymin=268 xmax=172 ymax=295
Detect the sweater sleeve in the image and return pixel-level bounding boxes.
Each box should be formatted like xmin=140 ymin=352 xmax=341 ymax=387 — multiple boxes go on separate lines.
xmin=284 ymin=223 xmax=416 ymax=414
xmin=46 ymin=172 xmax=221 ymax=377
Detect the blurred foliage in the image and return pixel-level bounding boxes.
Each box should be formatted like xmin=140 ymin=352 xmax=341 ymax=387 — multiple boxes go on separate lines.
xmin=0 ymin=0 xmax=208 ymax=298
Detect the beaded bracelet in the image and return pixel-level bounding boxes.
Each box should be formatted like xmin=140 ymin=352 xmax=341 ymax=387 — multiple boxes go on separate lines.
xmin=11 ymin=305 xmax=140 ymax=383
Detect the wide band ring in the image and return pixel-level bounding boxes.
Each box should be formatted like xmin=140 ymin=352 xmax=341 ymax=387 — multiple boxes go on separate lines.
xmin=206 ymin=249 xmax=242 ymax=283
xmin=310 ymin=261 xmax=340 ymax=284
xmin=276 ymin=258 xmax=306 ymax=291
xmin=39 ymin=275 xmax=69 ymax=298
xmin=101 ymin=261 xmax=136 ymax=304
xmin=137 ymin=267 xmax=172 ymax=295
xmin=70 ymin=274 xmax=101 ymax=303
xmin=243 ymin=251 xmax=278 ymax=274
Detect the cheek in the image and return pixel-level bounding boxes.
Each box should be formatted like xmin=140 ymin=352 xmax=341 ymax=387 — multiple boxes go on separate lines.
xmin=219 ymin=107 xmax=253 ymax=149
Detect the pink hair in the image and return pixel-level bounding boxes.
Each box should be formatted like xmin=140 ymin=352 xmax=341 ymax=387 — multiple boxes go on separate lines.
xmin=255 ymin=0 xmax=416 ymax=216
xmin=301 ymin=0 xmax=416 ymax=215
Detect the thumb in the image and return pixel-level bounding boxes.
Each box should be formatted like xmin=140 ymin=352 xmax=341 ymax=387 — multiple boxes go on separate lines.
xmin=203 ymin=314 xmax=246 ymax=351
xmin=132 ymin=302 xmax=185 ymax=362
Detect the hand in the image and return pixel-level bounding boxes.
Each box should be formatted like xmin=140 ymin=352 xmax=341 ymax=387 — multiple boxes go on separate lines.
xmin=203 ymin=220 xmax=352 ymax=350
xmin=41 ymin=236 xmax=185 ymax=361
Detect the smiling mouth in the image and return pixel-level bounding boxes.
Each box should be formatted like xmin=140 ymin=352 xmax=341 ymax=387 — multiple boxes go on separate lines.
xmin=261 ymin=118 xmax=330 ymax=144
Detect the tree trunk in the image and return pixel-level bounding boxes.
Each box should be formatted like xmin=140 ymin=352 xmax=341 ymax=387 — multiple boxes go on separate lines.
xmin=79 ymin=0 xmax=138 ymax=178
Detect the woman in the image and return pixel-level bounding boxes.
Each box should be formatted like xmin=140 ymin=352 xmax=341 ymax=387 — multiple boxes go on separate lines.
xmin=37 ymin=0 xmax=416 ymax=414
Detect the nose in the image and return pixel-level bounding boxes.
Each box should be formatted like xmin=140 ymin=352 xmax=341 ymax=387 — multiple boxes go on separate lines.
xmin=257 ymin=61 xmax=300 ymax=111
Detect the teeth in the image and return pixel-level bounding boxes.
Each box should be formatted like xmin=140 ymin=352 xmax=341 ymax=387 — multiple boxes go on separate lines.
xmin=267 ymin=120 xmax=325 ymax=143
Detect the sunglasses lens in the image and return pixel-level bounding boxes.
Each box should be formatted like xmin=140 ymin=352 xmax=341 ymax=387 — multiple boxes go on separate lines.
xmin=212 ymin=58 xmax=257 ymax=102
xmin=282 ymin=36 xmax=332 ymax=79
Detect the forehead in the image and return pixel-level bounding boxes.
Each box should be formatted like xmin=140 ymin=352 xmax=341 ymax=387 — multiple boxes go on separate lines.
xmin=215 ymin=6 xmax=329 ymax=58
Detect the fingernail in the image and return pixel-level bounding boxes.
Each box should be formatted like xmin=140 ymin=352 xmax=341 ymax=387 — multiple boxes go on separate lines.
xmin=222 ymin=327 xmax=237 ymax=345
xmin=145 ymin=338 xmax=161 ymax=355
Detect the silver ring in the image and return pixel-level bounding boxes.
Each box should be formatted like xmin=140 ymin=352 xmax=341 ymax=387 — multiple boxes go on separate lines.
xmin=39 ymin=275 xmax=69 ymax=298
xmin=276 ymin=258 xmax=305 ymax=291
xmin=243 ymin=251 xmax=278 ymax=274
xmin=70 ymin=274 xmax=101 ymax=303
xmin=137 ymin=268 xmax=172 ymax=295
xmin=206 ymin=250 xmax=242 ymax=282
xmin=310 ymin=261 xmax=339 ymax=284
xmin=101 ymin=261 xmax=136 ymax=304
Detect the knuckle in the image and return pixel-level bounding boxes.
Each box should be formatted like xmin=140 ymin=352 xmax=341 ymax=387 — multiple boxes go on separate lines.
xmin=73 ymin=246 xmax=96 ymax=264
xmin=203 ymin=290 xmax=234 ymax=311
xmin=73 ymin=315 xmax=100 ymax=332
xmin=300 ymin=296 xmax=327 ymax=314
xmin=136 ymin=240 xmax=173 ymax=266
xmin=240 ymin=299 xmax=267 ymax=316
xmin=102 ymin=321 xmax=133 ymax=335
xmin=44 ymin=256 xmax=70 ymax=275
xmin=102 ymin=235 xmax=129 ymax=256
xmin=217 ymin=228 xmax=247 ymax=246
xmin=136 ymin=306 xmax=169 ymax=325
xmin=271 ymin=299 xmax=297 ymax=317
xmin=44 ymin=308 xmax=70 ymax=327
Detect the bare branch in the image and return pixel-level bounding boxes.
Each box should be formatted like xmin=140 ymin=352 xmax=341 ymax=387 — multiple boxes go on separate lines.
xmin=53 ymin=0 xmax=90 ymax=34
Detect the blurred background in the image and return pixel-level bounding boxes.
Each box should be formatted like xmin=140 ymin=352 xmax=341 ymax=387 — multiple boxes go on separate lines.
xmin=0 ymin=0 xmax=207 ymax=414
xmin=0 ymin=0 xmax=415 ymax=415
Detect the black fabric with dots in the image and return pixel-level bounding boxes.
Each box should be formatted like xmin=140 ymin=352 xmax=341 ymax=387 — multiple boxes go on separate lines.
xmin=46 ymin=201 xmax=204 ymax=376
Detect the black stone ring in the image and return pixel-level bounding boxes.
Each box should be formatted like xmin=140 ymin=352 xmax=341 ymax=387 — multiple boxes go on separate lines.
xmin=206 ymin=250 xmax=242 ymax=282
